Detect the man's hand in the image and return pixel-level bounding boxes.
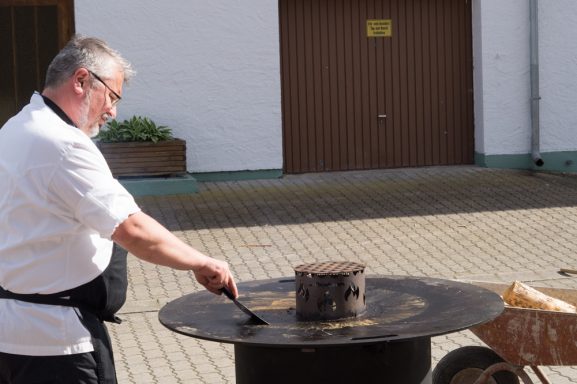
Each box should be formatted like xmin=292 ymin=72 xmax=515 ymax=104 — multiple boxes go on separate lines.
xmin=193 ymin=256 xmax=238 ymax=296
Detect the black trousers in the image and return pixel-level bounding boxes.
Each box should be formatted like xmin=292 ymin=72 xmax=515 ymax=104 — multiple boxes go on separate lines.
xmin=0 ymin=312 xmax=117 ymax=384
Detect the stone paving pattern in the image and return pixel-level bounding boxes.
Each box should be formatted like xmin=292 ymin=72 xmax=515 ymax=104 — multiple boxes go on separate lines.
xmin=109 ymin=166 xmax=577 ymax=383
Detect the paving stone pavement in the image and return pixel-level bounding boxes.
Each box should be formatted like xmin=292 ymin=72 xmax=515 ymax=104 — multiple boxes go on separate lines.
xmin=109 ymin=166 xmax=577 ymax=383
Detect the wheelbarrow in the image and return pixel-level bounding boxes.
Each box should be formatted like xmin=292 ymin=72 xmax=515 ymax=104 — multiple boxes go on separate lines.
xmin=433 ymin=281 xmax=577 ymax=384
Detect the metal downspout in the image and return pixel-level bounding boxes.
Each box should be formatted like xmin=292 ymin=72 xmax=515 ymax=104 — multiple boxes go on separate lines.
xmin=530 ymin=0 xmax=544 ymax=166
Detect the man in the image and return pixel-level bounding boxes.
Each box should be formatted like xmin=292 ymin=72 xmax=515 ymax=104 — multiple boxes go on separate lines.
xmin=0 ymin=36 xmax=238 ymax=383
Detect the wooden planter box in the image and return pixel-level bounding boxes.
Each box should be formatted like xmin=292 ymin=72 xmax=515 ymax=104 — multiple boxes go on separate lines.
xmin=97 ymin=139 xmax=187 ymax=178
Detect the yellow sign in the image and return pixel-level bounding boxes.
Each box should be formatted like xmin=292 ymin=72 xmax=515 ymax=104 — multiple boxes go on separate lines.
xmin=367 ymin=19 xmax=392 ymax=37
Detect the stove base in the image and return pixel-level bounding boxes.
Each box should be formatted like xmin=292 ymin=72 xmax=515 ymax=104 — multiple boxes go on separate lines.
xmin=234 ymin=337 xmax=431 ymax=384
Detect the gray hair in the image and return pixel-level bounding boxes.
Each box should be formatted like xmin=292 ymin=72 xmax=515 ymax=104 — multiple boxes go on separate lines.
xmin=44 ymin=35 xmax=135 ymax=88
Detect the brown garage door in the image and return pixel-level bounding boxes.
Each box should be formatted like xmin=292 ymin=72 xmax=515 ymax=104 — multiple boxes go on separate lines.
xmin=280 ymin=0 xmax=474 ymax=173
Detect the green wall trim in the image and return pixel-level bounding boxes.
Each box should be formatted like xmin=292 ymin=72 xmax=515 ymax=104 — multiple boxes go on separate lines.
xmin=119 ymin=174 xmax=198 ymax=196
xmin=191 ymin=169 xmax=283 ymax=182
xmin=475 ymin=151 xmax=577 ymax=173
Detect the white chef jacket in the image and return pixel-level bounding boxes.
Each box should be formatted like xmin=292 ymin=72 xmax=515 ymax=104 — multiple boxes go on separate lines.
xmin=0 ymin=93 xmax=140 ymax=356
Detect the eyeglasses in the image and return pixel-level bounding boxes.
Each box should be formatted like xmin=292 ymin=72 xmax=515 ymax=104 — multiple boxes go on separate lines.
xmin=88 ymin=70 xmax=122 ymax=106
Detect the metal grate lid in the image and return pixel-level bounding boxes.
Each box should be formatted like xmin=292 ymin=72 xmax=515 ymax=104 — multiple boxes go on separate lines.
xmin=294 ymin=261 xmax=365 ymax=276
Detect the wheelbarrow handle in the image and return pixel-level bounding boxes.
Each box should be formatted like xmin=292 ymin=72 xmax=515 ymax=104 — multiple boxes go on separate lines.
xmin=559 ymin=268 xmax=577 ymax=276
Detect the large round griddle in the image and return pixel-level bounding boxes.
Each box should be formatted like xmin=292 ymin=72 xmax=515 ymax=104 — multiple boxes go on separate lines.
xmin=159 ymin=275 xmax=503 ymax=348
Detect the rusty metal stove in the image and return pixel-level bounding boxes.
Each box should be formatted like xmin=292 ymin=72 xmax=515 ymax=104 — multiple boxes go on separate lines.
xmin=159 ymin=266 xmax=503 ymax=384
xmin=295 ymin=261 xmax=366 ymax=321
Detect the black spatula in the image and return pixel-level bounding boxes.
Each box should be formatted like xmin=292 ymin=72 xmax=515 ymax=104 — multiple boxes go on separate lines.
xmin=220 ymin=286 xmax=269 ymax=325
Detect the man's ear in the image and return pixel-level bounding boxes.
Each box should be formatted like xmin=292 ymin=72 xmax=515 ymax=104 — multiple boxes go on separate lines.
xmin=73 ymin=68 xmax=90 ymax=95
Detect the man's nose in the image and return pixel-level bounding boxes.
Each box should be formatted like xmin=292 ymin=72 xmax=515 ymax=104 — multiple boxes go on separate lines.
xmin=108 ymin=104 xmax=118 ymax=119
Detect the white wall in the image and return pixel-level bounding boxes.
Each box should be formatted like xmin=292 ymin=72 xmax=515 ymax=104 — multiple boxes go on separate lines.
xmin=474 ymin=0 xmax=577 ymax=156
xmin=539 ymin=1 xmax=577 ymax=152
xmin=75 ymin=0 xmax=283 ymax=173
xmin=473 ymin=0 xmax=531 ymax=156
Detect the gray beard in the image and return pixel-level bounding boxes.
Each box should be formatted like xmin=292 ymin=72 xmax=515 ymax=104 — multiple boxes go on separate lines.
xmin=87 ymin=124 xmax=100 ymax=138
xmin=77 ymin=90 xmax=101 ymax=138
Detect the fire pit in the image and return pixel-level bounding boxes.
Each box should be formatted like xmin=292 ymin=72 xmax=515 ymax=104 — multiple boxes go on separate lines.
xmin=159 ymin=267 xmax=503 ymax=384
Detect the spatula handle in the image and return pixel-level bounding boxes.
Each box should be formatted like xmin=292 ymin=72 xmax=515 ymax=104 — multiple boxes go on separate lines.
xmin=220 ymin=286 xmax=235 ymax=300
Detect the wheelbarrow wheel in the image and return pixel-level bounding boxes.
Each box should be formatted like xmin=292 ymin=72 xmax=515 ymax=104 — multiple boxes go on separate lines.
xmin=433 ymin=346 xmax=520 ymax=384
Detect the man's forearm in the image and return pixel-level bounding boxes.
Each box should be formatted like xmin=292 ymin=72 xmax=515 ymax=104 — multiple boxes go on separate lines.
xmin=111 ymin=211 xmax=209 ymax=270
xmin=112 ymin=211 xmax=238 ymax=296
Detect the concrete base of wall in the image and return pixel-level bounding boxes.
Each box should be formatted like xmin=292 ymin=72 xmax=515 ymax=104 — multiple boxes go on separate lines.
xmin=119 ymin=174 xmax=198 ymax=197
xmin=119 ymin=169 xmax=283 ymax=196
xmin=476 ymin=151 xmax=577 ymax=173
xmin=192 ymin=169 xmax=283 ymax=182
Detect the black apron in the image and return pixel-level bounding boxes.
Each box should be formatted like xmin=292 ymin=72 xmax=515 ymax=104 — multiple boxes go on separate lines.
xmin=0 ymin=244 xmax=128 ymax=383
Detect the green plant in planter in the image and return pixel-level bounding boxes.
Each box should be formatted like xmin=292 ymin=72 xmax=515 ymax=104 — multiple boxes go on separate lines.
xmin=97 ymin=116 xmax=173 ymax=143
xmin=95 ymin=116 xmax=186 ymax=178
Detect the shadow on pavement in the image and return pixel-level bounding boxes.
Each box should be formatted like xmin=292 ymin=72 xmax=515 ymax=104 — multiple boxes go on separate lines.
xmin=136 ymin=166 xmax=577 ymax=231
